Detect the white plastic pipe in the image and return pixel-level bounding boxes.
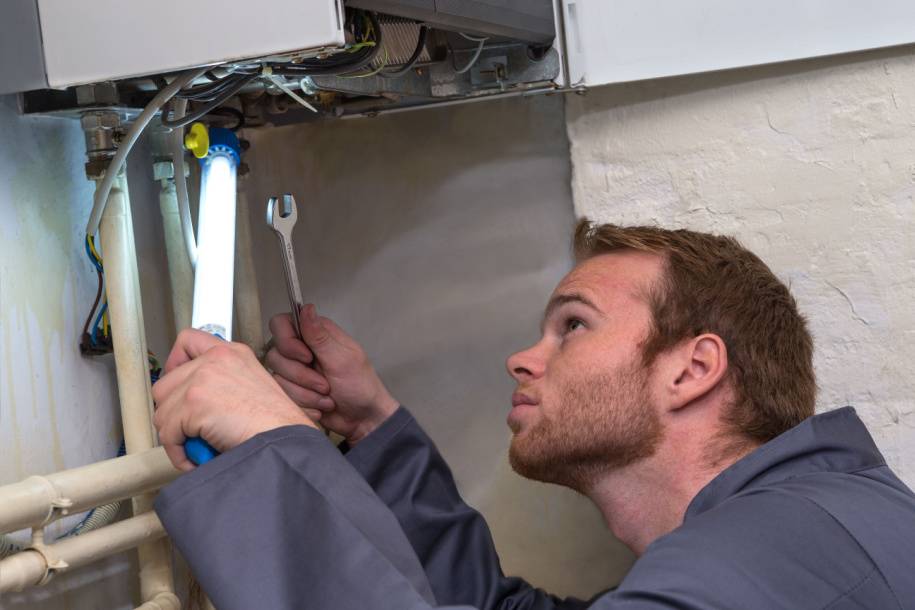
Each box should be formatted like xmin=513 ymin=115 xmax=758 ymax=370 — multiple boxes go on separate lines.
xmin=98 ymin=175 xmax=176 ymax=604
xmin=159 ymin=179 xmax=194 ymax=334
xmin=100 ymin=176 xmax=157 ymax=454
xmin=0 ymin=512 xmax=167 ymax=593
xmin=191 ymin=152 xmax=238 ymax=340
xmin=233 ymin=181 xmax=265 ymax=354
xmin=0 ymin=448 xmax=177 ymax=535
xmin=135 ymin=591 xmax=182 ymax=610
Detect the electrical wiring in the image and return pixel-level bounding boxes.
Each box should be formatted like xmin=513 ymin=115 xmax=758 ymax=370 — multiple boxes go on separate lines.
xmin=379 ymin=25 xmax=428 ymax=78
xmin=453 ymin=33 xmax=488 ymax=75
xmin=267 ymin=10 xmax=383 ymax=77
xmin=340 ymin=47 xmax=390 ymax=79
xmin=91 ymin=303 xmax=109 ymax=346
xmin=161 ymin=72 xmax=258 ymax=129
xmin=86 ymin=67 xmax=206 ymax=238
xmin=459 ymin=32 xmax=489 ymax=42
xmin=206 ymin=107 xmax=246 ymax=131
xmin=80 ymin=265 xmax=104 ymax=341
xmin=163 ymin=12 xmax=381 ymax=125
xmin=81 ymin=235 xmax=112 ymax=354
xmin=176 ymin=69 xmax=259 ymax=102
xmin=148 ymin=352 xmax=163 ymax=383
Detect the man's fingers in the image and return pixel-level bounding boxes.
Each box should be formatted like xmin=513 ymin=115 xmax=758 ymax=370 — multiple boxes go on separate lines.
xmin=151 ymin=358 xmax=204 ymax=406
xmin=303 ymin=408 xmax=323 ymax=422
xmin=164 ymin=329 xmax=225 ymax=373
xmin=274 ymin=375 xmax=336 ymax=411
xmin=155 ymin=401 xmax=196 ymax=472
xmin=265 ymin=349 xmax=329 ymax=394
xmin=163 ymin=443 xmax=195 ymax=472
xmin=268 ymin=311 xmax=298 ymax=340
xmin=268 ymin=313 xmax=314 ymax=364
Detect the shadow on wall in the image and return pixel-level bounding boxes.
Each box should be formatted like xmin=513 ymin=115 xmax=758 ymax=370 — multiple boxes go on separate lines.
xmin=243 ymin=93 xmax=636 ymax=597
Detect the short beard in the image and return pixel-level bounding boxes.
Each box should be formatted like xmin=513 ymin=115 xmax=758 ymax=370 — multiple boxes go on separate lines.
xmin=509 ymin=362 xmax=664 ymax=493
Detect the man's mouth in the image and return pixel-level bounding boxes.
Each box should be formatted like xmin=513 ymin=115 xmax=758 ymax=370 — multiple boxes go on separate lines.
xmin=508 ymin=391 xmax=540 ymax=432
xmin=511 ymin=392 xmax=539 ymax=408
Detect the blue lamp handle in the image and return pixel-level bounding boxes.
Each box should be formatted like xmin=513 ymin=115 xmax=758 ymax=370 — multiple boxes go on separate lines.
xmin=183 ymin=326 xmax=226 ymax=466
xmin=185 ymin=437 xmax=219 ymax=465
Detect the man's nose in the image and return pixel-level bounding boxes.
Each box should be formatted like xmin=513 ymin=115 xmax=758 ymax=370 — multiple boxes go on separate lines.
xmin=506 ymin=343 xmax=546 ymax=382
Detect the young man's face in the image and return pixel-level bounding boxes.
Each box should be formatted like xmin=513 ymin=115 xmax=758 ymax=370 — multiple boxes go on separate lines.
xmin=505 ymin=251 xmax=666 ymax=490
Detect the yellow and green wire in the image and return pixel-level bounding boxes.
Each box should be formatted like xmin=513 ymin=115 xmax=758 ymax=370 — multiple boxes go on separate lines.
xmin=84 ymin=235 xmax=110 ymax=344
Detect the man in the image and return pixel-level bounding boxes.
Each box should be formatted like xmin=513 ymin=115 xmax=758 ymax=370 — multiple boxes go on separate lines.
xmin=152 ymin=221 xmax=915 ymax=609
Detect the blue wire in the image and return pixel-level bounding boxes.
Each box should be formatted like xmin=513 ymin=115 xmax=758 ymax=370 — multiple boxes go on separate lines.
xmin=91 ymin=303 xmax=108 ymax=346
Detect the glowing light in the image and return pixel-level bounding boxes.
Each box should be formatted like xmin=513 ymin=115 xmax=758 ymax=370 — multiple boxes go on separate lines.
xmin=191 ymin=152 xmax=237 ymax=340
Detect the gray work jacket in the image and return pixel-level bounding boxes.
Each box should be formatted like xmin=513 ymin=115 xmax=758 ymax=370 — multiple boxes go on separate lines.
xmin=155 ymin=406 xmax=915 ymax=609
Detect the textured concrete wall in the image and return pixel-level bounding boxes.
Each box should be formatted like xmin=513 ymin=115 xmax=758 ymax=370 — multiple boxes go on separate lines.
xmin=0 ymin=96 xmax=172 ymax=608
xmin=243 ymin=94 xmax=632 ymax=597
xmin=566 ymin=45 xmax=915 ymax=487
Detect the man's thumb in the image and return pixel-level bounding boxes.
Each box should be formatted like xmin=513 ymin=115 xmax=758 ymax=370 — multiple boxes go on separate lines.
xmin=299 ymin=304 xmax=333 ymax=352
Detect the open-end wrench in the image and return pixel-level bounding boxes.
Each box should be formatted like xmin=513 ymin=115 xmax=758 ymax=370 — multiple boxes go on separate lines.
xmin=266 ymin=194 xmax=305 ymax=340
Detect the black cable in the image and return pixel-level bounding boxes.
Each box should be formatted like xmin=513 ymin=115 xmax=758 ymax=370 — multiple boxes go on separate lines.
xmin=176 ymin=66 xmax=260 ymax=100
xmin=206 ymin=107 xmax=245 ymax=131
xmin=379 ymin=25 xmax=427 ymax=79
xmin=177 ymin=72 xmax=252 ymax=102
xmin=161 ymin=73 xmax=258 ymax=129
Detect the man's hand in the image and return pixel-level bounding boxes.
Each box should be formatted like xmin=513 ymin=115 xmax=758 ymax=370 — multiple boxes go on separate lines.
xmin=266 ymin=304 xmax=399 ymax=445
xmin=153 ymin=329 xmax=317 ymax=471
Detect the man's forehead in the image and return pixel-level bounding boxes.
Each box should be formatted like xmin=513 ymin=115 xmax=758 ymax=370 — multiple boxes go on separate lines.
xmin=551 ymin=251 xmax=663 ymax=308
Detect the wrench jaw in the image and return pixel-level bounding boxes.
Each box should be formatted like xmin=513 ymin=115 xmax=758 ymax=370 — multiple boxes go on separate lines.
xmin=266 ymin=196 xmax=278 ymax=227
xmin=267 ymin=193 xmax=298 ymax=232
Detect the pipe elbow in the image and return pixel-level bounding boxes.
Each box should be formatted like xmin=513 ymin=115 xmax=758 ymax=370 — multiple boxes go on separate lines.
xmin=135 ymin=591 xmax=181 ymax=610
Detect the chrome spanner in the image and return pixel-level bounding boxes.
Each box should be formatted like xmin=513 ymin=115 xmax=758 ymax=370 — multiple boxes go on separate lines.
xmin=267 ymin=194 xmax=304 ymax=340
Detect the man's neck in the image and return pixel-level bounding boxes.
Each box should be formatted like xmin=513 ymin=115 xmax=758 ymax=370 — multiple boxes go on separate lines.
xmin=585 ymin=426 xmax=757 ymax=555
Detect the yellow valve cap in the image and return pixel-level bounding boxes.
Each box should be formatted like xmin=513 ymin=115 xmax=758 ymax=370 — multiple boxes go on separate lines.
xmin=184 ymin=123 xmax=210 ymax=159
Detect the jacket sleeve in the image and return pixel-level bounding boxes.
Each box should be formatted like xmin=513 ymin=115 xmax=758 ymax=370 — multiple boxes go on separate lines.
xmin=153 ymin=418 xmax=700 ymax=610
xmin=342 ymin=407 xmax=589 ymax=610
xmin=155 ymin=425 xmax=466 ymax=610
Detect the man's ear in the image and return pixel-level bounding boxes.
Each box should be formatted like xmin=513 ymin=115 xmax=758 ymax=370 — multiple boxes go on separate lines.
xmin=662 ymin=334 xmax=729 ymax=412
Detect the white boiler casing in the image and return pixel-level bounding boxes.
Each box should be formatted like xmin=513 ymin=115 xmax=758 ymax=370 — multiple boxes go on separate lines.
xmin=0 ymin=0 xmax=344 ymax=94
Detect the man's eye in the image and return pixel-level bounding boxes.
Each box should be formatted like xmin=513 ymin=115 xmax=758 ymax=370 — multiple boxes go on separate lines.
xmin=564 ymin=318 xmax=585 ymax=334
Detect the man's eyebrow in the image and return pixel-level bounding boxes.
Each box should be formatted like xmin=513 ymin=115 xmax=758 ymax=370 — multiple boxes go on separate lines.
xmin=540 ymin=293 xmax=601 ymax=330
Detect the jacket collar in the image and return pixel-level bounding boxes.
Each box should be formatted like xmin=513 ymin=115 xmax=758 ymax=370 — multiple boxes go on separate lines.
xmin=685 ymin=407 xmax=886 ymax=520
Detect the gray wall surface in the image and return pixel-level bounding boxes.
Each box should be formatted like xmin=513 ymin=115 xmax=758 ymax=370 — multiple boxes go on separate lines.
xmin=243 ymin=94 xmax=634 ymax=598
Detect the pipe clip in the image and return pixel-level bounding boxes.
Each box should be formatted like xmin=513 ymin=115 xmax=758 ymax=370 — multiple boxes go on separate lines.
xmin=50 ymin=497 xmax=74 ymax=514
xmin=28 ymin=530 xmax=69 ymax=587
xmin=23 ymin=475 xmax=72 ymax=525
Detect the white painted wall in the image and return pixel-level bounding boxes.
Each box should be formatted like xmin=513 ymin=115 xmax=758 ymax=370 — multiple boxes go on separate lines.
xmin=566 ymin=45 xmax=915 ymax=487
xmin=242 ymin=94 xmax=633 ymax=598
xmin=0 ymin=96 xmax=173 ymax=608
